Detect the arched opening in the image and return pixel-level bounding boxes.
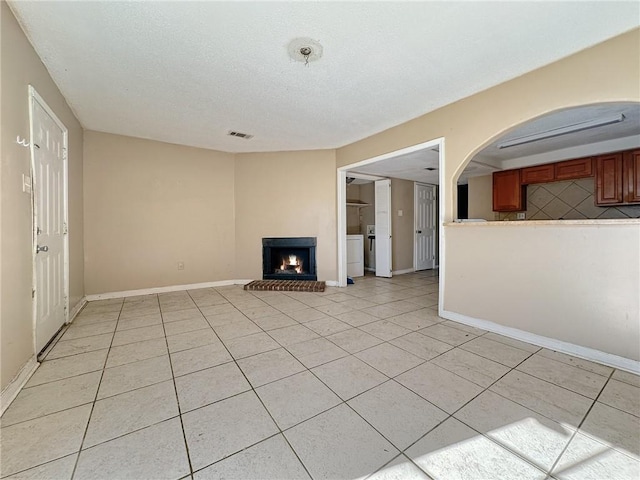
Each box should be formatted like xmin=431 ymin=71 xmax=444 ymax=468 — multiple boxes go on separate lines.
xmin=454 ymin=102 xmax=640 ymax=221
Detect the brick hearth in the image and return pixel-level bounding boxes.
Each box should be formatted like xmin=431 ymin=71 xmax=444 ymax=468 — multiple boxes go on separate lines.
xmin=244 ymin=280 xmax=326 ymax=292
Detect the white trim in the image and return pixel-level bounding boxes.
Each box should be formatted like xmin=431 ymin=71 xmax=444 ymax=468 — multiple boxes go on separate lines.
xmin=85 ymin=279 xmax=342 ymax=300
xmin=337 ymin=170 xmax=348 ymax=287
xmin=29 ymin=86 xmax=70 ymax=355
xmin=85 ymin=280 xmax=241 ymax=301
xmin=392 ymin=268 xmax=416 ymax=275
xmin=437 ymin=139 xmax=446 ymax=316
xmin=0 ymin=356 xmax=39 ymax=416
xmin=365 ymin=267 xmax=375 ymax=272
xmin=67 ymin=297 xmax=87 ymax=324
xmin=337 ymin=139 xmax=445 ymax=288
xmin=347 ymin=172 xmax=386 ymax=181
xmin=413 ymin=183 xmax=418 ymax=272
xmin=441 ymin=309 xmax=640 ymax=374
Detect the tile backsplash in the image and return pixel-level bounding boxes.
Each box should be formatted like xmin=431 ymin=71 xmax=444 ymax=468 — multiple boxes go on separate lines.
xmin=497 ymin=177 xmax=640 ymax=220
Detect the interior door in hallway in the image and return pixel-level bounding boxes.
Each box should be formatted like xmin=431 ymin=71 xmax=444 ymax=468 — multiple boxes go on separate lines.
xmin=415 ymin=183 xmax=436 ymax=270
xmin=31 ymin=87 xmax=69 ymax=354
xmin=375 ymin=179 xmax=392 ymax=277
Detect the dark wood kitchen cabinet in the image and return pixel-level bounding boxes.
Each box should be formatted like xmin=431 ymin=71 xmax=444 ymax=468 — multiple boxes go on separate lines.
xmin=493 ymin=169 xmax=525 ymax=211
xmin=555 ymin=157 xmax=593 ymax=180
xmin=595 ymin=151 xmax=640 ymax=206
xmin=625 ymin=149 xmax=640 ymax=204
xmin=595 ymin=153 xmax=623 ymax=205
xmin=521 ymin=164 xmax=554 ymax=184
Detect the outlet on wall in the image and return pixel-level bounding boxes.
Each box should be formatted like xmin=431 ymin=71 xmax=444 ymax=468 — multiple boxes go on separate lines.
xmin=516 ymin=212 xmax=526 ymax=220
xmin=177 ymin=261 xmax=185 ymax=270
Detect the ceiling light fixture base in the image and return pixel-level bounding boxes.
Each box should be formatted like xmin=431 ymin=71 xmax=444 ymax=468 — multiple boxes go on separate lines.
xmin=288 ymin=37 xmax=323 ymax=65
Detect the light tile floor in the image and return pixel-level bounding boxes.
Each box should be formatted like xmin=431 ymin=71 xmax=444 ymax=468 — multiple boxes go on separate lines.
xmin=1 ymin=271 xmax=639 ymax=479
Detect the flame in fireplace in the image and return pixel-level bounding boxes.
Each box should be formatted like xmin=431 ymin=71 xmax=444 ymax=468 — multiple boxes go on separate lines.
xmin=280 ymin=255 xmax=303 ymax=274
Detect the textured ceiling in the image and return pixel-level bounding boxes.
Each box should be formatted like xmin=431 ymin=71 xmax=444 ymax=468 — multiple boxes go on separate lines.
xmin=9 ymin=1 xmax=640 ymax=153
xmin=349 ymin=148 xmax=495 ymax=186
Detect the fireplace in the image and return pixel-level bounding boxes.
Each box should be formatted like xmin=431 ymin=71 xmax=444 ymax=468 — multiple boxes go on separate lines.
xmin=262 ymin=237 xmax=317 ymax=281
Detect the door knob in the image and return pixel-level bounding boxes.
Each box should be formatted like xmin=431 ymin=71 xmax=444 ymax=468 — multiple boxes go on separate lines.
xmin=36 ymin=245 xmax=49 ymax=253
xmin=416 ymin=230 xmax=422 ymax=234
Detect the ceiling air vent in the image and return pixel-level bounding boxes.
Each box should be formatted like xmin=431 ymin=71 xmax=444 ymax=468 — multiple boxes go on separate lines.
xmin=228 ymin=131 xmax=253 ymax=140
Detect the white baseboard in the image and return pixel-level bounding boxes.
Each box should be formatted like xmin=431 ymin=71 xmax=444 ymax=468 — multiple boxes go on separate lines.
xmin=365 ymin=267 xmax=375 ymax=272
xmin=85 ymin=278 xmax=337 ymax=300
xmin=1 ymin=298 xmax=87 ymax=415
xmin=1 ymin=355 xmax=39 ymax=416
xmin=67 ymin=297 xmax=87 ymax=324
xmin=440 ymin=309 xmax=640 ymax=374
xmin=85 ymin=280 xmax=243 ymax=301
xmin=393 ymin=268 xmax=416 ymax=275
xmin=85 ymin=279 xmax=348 ymax=300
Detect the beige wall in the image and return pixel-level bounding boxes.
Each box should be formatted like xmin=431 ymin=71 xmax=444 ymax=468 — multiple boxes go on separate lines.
xmin=234 ymin=150 xmax=337 ymax=282
xmin=468 ymin=175 xmax=494 ymax=221
xmin=446 ymin=223 xmax=640 ymax=361
xmin=391 ymin=179 xmax=414 ymax=271
xmin=336 ymin=29 xmax=640 ymax=361
xmin=83 ymin=131 xmax=235 ymax=294
xmin=1 ymin=2 xmax=84 ymax=391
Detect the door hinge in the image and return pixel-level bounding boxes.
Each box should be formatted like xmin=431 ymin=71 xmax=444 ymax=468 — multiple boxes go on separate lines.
xmin=32 ymin=289 xmax=35 ymax=299
xmin=63 ymin=222 xmax=68 ymax=234
xmin=36 ymin=226 xmax=42 ymax=235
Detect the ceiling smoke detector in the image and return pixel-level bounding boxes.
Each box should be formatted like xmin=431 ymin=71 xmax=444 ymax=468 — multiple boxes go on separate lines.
xmin=288 ymin=37 xmax=323 ymax=65
xmin=228 ymin=131 xmax=253 ymax=140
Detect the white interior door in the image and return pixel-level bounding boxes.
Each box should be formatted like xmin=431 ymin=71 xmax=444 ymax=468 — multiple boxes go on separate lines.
xmin=31 ymin=88 xmax=68 ymax=353
xmin=415 ymin=183 xmax=436 ymax=270
xmin=375 ymin=179 xmax=392 ymax=277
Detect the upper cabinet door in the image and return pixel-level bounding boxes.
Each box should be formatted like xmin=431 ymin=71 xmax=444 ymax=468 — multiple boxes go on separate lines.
xmin=493 ymin=170 xmax=524 ymax=211
xmin=595 ymin=153 xmax=624 ymax=205
xmin=555 ymin=157 xmax=594 ymax=180
xmin=521 ymin=164 xmax=554 ymax=184
xmin=624 ymin=149 xmax=640 ymax=204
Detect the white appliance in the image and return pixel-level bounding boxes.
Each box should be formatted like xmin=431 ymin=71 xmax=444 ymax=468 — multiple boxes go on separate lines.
xmin=346 ymin=234 xmax=364 ymax=277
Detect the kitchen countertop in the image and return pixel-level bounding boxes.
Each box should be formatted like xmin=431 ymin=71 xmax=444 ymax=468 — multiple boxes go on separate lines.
xmin=446 ymin=219 xmax=640 ymax=226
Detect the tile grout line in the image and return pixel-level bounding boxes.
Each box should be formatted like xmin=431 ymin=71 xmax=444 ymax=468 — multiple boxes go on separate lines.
xmin=69 ymin=297 xmax=129 ymax=480
xmin=185 ymin=289 xmax=316 ymax=480
xmin=159 ymin=294 xmax=196 ymax=479
xmin=441 ymin=346 xmax=614 ymax=476
xmin=204 ymin=281 xmax=440 ymax=475
xmin=396 ymin=345 xmax=543 ymax=475
xmin=252 ymin=320 xmax=423 ymax=474
xmin=545 ymin=368 xmax=617 ymax=477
